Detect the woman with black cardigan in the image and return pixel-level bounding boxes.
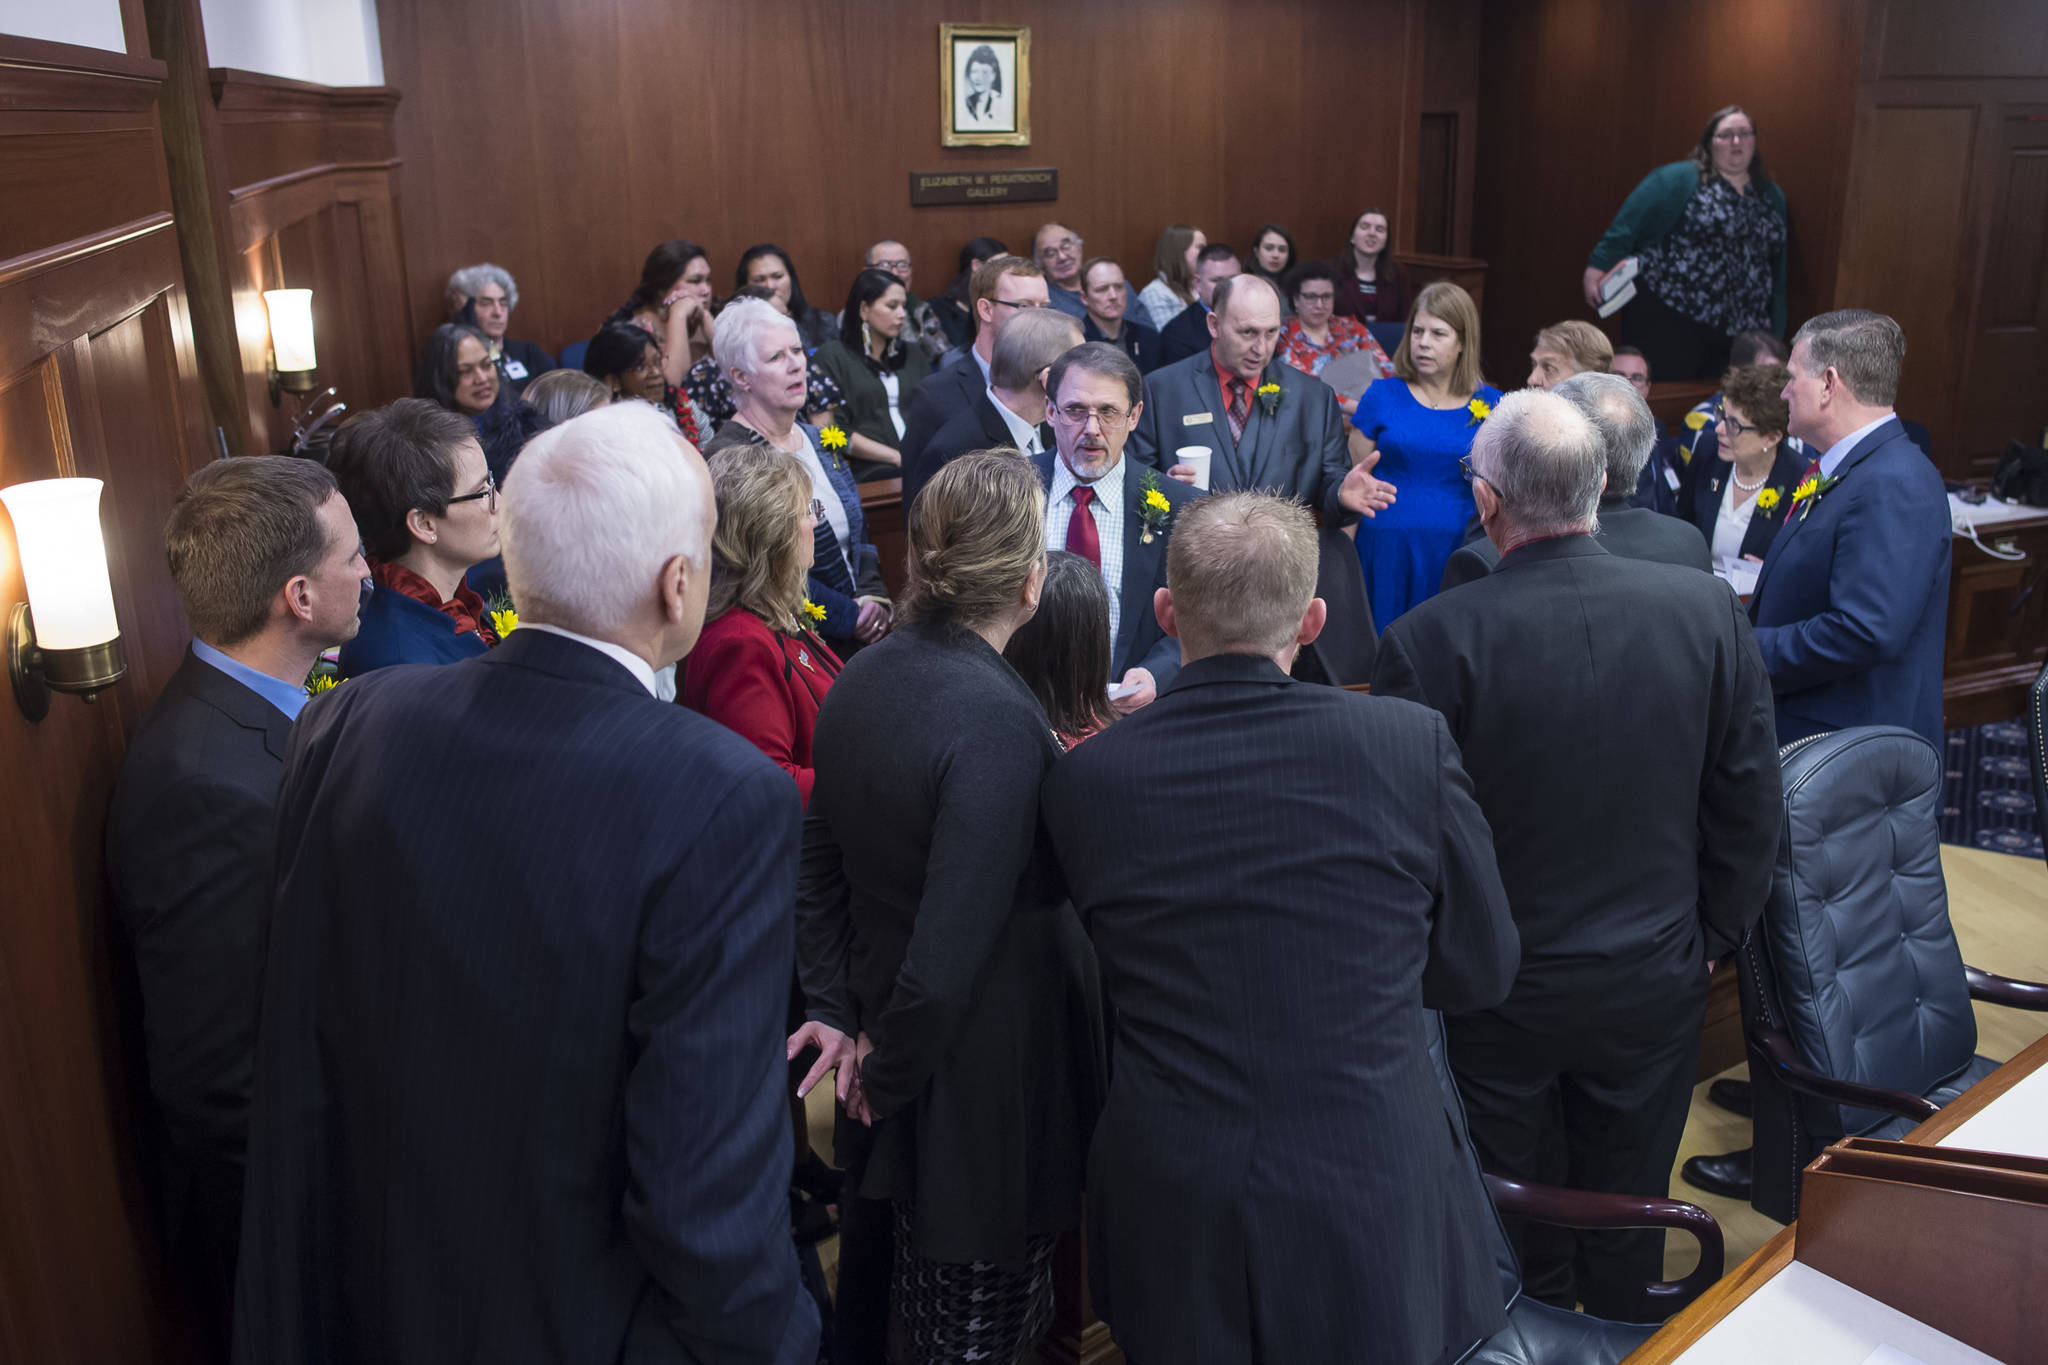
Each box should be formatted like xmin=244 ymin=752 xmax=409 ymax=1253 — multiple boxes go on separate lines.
xmin=794 ymin=451 xmax=1105 ymax=1365
xmin=809 ymin=268 xmax=932 ymax=482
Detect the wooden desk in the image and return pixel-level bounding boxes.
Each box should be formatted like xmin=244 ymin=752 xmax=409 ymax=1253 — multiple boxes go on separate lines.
xmin=1944 ymin=500 xmax=2048 ymax=728
xmin=1622 ymin=1033 xmax=2048 ymax=1361
xmin=858 ymin=478 xmax=907 ymax=599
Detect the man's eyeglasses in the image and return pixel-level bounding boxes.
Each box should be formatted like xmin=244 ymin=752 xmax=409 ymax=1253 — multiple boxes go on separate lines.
xmin=990 ymin=297 xmax=1050 ymax=313
xmin=1041 ymin=236 xmax=1082 ymax=257
xmin=447 ymin=469 xmax=498 ymax=510
xmin=1716 ymin=404 xmax=1757 ymax=437
xmin=1054 ymin=403 xmax=1132 ymax=430
xmin=872 ymin=259 xmax=911 ymax=274
xmin=1459 ymin=455 xmax=1495 ymax=493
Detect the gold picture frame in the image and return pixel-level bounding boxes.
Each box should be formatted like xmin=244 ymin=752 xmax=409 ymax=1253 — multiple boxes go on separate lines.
xmin=940 ymin=24 xmax=1030 ymax=147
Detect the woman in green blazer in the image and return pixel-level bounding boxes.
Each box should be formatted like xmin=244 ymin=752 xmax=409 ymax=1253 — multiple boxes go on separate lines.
xmin=810 ymin=268 xmax=932 ymax=482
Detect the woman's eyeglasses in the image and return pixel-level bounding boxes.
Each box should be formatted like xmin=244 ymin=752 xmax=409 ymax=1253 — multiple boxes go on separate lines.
xmin=447 ymin=469 xmax=498 ymax=510
xmin=1716 ymin=404 xmax=1758 ymax=438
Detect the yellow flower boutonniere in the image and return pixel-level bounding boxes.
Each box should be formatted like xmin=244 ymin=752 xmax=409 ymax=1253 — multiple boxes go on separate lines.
xmin=306 ymin=671 xmax=338 ymax=695
xmin=818 ymin=425 xmax=849 ymax=453
xmin=1789 ymin=471 xmax=1843 ymax=522
xmin=802 ymin=599 xmax=828 ymax=624
xmin=1138 ymin=470 xmax=1173 ymax=544
xmin=1466 ymin=397 xmax=1492 ymax=427
xmin=1255 ymin=381 xmax=1282 ymax=417
xmin=1753 ymin=487 xmax=1782 ymax=512
xmin=489 ymin=608 xmax=519 ymax=638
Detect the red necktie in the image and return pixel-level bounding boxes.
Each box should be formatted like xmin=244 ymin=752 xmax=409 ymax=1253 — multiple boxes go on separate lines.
xmin=1226 ymin=377 xmax=1251 ymax=442
xmin=1065 ymin=485 xmax=1100 ymax=569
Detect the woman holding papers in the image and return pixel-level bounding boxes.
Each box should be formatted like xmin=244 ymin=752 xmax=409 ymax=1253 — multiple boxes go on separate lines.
xmin=1677 ymin=362 xmax=1804 ymax=591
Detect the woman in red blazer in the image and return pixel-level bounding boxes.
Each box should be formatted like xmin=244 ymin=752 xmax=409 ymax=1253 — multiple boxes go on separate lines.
xmin=684 ymin=448 xmax=844 ymax=807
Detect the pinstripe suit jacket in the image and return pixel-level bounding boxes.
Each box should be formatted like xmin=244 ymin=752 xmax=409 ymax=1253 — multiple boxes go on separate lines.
xmin=234 ymin=629 xmax=817 ymax=1365
xmin=1041 ymin=652 xmax=1520 ymax=1364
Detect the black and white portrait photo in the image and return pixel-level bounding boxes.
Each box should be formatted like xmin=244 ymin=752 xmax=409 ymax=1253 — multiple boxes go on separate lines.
xmin=940 ymin=25 xmax=1030 ymax=146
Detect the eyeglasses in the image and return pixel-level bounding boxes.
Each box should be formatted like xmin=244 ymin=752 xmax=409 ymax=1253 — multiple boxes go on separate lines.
xmin=633 ymin=351 xmax=666 ymax=378
xmin=872 ymin=258 xmax=911 ymax=274
xmin=1040 ymin=236 xmax=1082 ymax=256
xmin=989 ymin=296 xmax=1050 ymax=312
xmin=1459 ymin=455 xmax=1495 ymax=493
xmin=1296 ymin=291 xmax=1336 ymax=305
xmin=1713 ymin=128 xmax=1756 ymax=143
xmin=1054 ymin=403 xmax=1132 ymax=430
xmin=1716 ymin=404 xmax=1757 ymax=437
xmin=447 ymin=469 xmax=498 ymax=510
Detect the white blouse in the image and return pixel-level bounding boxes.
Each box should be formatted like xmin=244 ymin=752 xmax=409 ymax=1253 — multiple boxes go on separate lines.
xmin=880 ymin=371 xmax=906 ymax=439
xmin=1712 ymin=474 xmax=1761 ymax=572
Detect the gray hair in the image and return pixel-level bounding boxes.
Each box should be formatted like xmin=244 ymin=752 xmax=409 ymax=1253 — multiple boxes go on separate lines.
xmin=447 ymin=263 xmax=517 ymax=310
xmin=1553 ymin=371 xmax=1656 ymax=492
xmin=500 ymin=401 xmax=711 ymax=637
xmin=1047 ymin=341 xmax=1142 ymax=411
xmin=1794 ymin=309 xmax=1904 ymax=407
xmin=711 ymin=296 xmax=799 ymax=378
xmin=1165 ymin=492 xmax=1319 ymax=659
xmin=1471 ymin=389 xmax=1605 ymax=537
xmin=990 ymin=308 xmax=1082 ymax=390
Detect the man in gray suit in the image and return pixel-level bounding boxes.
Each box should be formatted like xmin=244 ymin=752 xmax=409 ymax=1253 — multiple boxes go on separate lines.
xmin=1441 ymin=371 xmax=1709 ymax=589
xmin=1128 ymin=274 xmax=1393 ymax=682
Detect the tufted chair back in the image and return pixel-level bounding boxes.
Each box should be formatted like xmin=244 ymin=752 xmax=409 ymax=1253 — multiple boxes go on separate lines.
xmin=2029 ymin=656 xmax=2048 ymax=845
xmin=1739 ymin=726 xmax=1977 ymax=1221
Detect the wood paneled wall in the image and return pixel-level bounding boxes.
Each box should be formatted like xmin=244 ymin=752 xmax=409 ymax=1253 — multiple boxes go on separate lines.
xmin=376 ymin=0 xmax=1430 ymax=359
xmin=1467 ymin=0 xmax=1866 ymax=386
xmin=0 ymin=32 xmax=211 ymax=1362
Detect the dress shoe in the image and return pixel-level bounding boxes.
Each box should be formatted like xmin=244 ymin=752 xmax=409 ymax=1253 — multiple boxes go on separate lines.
xmin=1707 ymin=1078 xmax=1752 ymax=1117
xmin=1681 ymin=1147 xmax=1753 ymax=1199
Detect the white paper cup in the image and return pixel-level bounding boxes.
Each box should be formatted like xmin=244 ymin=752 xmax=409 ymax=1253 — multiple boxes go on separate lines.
xmin=1175 ymin=445 xmax=1214 ymax=491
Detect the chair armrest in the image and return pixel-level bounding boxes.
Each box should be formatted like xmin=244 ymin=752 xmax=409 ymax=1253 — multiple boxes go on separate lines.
xmin=1749 ymin=1025 xmax=1941 ymax=1122
xmin=1966 ymin=965 xmax=2048 ymax=1011
xmin=1482 ymin=1171 xmax=1723 ymax=1309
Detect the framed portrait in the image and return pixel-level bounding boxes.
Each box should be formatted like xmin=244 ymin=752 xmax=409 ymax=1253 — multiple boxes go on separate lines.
xmin=940 ymin=24 xmax=1030 ymax=147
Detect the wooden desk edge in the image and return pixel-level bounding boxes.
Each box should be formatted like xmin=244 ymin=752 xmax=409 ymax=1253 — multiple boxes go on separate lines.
xmin=1622 ymin=1032 xmax=2048 ymax=1361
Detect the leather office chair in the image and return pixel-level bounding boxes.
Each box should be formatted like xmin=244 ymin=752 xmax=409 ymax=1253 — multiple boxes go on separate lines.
xmin=1422 ymin=1015 xmax=1724 ymax=1364
xmin=2027 ymin=655 xmax=2048 ymax=845
xmin=1736 ymin=726 xmax=2048 ymax=1225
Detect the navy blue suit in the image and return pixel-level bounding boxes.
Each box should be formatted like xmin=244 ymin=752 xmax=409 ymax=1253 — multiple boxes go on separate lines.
xmin=1083 ymin=312 xmax=1162 ymax=374
xmin=899 ymin=353 xmax=986 ymax=505
xmin=1031 ymin=450 xmax=1192 ymax=688
xmin=1749 ymin=416 xmax=1951 ymax=751
xmin=337 ymin=584 xmax=490 ymax=678
xmin=1157 ymin=300 xmax=1213 ymax=366
xmin=235 ymin=630 xmax=817 ymax=1364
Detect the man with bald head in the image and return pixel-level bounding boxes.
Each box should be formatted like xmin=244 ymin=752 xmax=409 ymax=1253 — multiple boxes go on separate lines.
xmin=237 ymin=402 xmax=819 ymax=1363
xmin=1371 ymin=388 xmax=1779 ymax=1324
xmin=1131 ymin=271 xmax=1395 ymax=683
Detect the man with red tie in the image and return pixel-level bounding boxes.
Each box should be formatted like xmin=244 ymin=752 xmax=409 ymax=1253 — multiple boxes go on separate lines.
xmin=1035 ymin=342 xmax=1196 ymax=712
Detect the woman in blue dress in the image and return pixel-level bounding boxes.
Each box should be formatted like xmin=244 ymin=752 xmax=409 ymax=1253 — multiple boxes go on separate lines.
xmin=1350 ymin=282 xmax=1499 ymax=628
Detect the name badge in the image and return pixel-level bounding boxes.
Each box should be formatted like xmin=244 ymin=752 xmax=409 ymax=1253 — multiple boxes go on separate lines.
xmin=503 ymin=358 xmax=529 ymax=381
xmin=1182 ymin=411 xmax=1213 ymax=427
xmin=1664 ymin=464 xmax=1681 ymax=491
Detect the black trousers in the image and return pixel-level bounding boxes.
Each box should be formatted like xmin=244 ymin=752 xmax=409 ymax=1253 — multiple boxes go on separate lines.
xmin=1620 ymin=285 xmax=1734 ymax=383
xmin=1446 ymin=985 xmax=1705 ymax=1323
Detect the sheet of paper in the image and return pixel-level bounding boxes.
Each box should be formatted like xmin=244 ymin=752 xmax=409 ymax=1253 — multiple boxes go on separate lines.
xmin=1718 ymin=561 xmax=1761 ymax=597
xmin=1671 ymin=1261 xmax=1999 ymax=1364
xmin=1938 ymin=1059 xmax=2048 ymax=1159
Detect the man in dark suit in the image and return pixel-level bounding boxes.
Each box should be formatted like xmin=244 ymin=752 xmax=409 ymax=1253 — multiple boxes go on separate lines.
xmin=909 ymin=307 xmax=1077 ymax=504
xmin=1155 ymin=242 xmax=1242 ymax=365
xmin=1130 ymin=272 xmax=1394 ymax=684
xmin=1034 ymin=341 xmax=1195 ymax=710
xmin=1077 ymin=256 xmax=1160 ymax=373
xmin=1042 ymin=490 xmax=1520 ymax=1364
xmin=902 ymin=255 xmax=1046 ymax=496
xmin=1442 ymin=371 xmax=1708 ymax=589
xmin=1371 ymin=389 xmax=1780 ymax=1322
xmin=235 ymin=403 xmax=818 ymax=1364
xmin=105 ymin=455 xmax=369 ymax=1355
xmin=1751 ymin=310 xmax=1949 ymax=751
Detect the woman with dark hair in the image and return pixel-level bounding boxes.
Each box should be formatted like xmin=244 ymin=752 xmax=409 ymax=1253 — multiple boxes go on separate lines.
xmin=929 ymin=235 xmax=1008 ymax=349
xmin=1136 ymin=223 xmax=1207 ymax=332
xmin=1584 ymin=104 xmax=1789 ymax=380
xmin=1333 ymin=208 xmax=1413 ymax=324
xmin=606 ymin=238 xmax=717 ymax=379
xmin=961 ymin=43 xmax=1003 ymax=125
xmin=414 ymin=322 xmax=545 ymax=481
xmin=581 ymin=321 xmax=711 ymax=445
xmin=1278 ymin=261 xmax=1394 ymax=410
xmin=796 ymin=450 xmax=1103 ymax=1365
xmin=735 ymin=243 xmax=836 ymax=351
xmin=809 ymin=268 xmax=932 ymax=482
xmin=1248 ymin=223 xmax=1298 ymax=313
xmin=1002 ymin=551 xmax=1119 ymax=749
xmin=1677 ymin=361 xmax=1804 ymax=585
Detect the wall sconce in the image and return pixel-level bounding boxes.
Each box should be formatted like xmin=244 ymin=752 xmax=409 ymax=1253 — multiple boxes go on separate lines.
xmin=264 ymin=287 xmax=319 ymax=407
xmin=2 ymin=478 xmax=126 ymax=722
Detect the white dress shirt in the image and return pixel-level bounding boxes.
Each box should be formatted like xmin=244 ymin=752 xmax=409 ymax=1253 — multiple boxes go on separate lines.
xmin=520 ymin=622 xmax=669 ymax=699
xmin=1817 ymin=412 xmax=1898 ymax=478
xmin=985 ymin=385 xmax=1043 ymax=455
xmin=1044 ymin=455 xmax=1127 ymax=667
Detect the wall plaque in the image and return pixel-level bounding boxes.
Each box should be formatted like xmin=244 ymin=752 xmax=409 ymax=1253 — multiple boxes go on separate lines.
xmin=910 ymin=167 xmax=1058 ymax=206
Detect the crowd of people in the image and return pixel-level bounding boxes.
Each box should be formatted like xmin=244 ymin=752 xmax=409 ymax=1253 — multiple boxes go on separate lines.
xmin=100 ymin=99 xmax=1962 ymax=1365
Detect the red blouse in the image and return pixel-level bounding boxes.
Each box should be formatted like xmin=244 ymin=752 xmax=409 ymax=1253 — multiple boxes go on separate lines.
xmin=371 ymin=559 xmax=497 ymax=644
xmin=680 ymin=607 xmax=843 ymax=807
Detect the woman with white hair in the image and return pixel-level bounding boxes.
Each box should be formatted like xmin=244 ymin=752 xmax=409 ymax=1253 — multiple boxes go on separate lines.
xmin=448 ymin=263 xmax=555 ymax=393
xmin=703 ymin=298 xmax=892 ymax=653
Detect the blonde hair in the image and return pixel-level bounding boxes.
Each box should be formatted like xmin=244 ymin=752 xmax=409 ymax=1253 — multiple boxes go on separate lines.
xmin=703 ymin=448 xmax=812 ymax=629
xmin=1166 ymin=492 xmax=1319 ymax=659
xmin=903 ymin=450 xmax=1045 ymax=629
xmin=522 ymin=369 xmax=612 ymax=425
xmin=1392 ymin=281 xmax=1486 ymax=397
xmin=1533 ymin=319 xmax=1614 ymax=376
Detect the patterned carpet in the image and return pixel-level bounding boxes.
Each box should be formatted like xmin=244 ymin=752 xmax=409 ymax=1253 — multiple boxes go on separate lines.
xmin=1941 ymin=722 xmax=2045 ymax=858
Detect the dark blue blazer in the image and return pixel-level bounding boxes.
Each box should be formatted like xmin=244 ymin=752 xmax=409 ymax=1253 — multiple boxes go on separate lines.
xmin=1749 ymin=416 xmax=1951 ymax=751
xmin=1676 ymin=443 xmax=1808 ymax=565
xmin=235 ymin=630 xmax=817 ymax=1364
xmin=899 ymin=353 xmax=986 ymax=505
xmin=337 ymin=583 xmax=491 ymax=678
xmin=1031 ymin=451 xmax=1192 ymax=687
xmin=1083 ymin=312 xmax=1162 ymax=374
xmin=1157 ymin=300 xmax=1213 ymax=365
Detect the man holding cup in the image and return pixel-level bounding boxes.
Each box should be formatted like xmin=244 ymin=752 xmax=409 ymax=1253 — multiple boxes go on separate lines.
xmin=1129 ymin=274 xmax=1395 ymax=683
xmin=1036 ymin=341 xmax=1196 ymax=713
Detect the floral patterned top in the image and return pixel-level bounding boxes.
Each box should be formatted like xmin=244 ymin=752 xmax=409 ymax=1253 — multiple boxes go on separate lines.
xmin=683 ymin=354 xmax=846 ymax=427
xmin=1636 ymin=175 xmax=1787 ymax=336
xmin=1278 ymin=315 xmax=1395 ymax=382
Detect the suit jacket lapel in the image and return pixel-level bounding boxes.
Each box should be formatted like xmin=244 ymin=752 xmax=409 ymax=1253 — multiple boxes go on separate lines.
xmin=1188 ymin=353 xmax=1243 ymax=486
xmin=1115 ymin=460 xmax=1164 ymax=668
xmin=1756 ymin=420 xmax=1902 ymax=608
xmin=183 ymin=649 xmax=296 ymax=760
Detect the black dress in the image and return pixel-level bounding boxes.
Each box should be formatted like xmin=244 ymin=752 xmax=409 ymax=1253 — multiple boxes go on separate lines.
xmin=798 ymin=620 xmax=1105 ymax=1265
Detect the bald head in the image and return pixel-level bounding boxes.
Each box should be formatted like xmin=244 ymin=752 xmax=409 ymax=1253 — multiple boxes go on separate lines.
xmin=1553 ymin=371 xmax=1657 ymax=492
xmin=1209 ymin=274 xmax=1283 ymax=381
xmin=1471 ymin=388 xmax=1605 ymax=537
